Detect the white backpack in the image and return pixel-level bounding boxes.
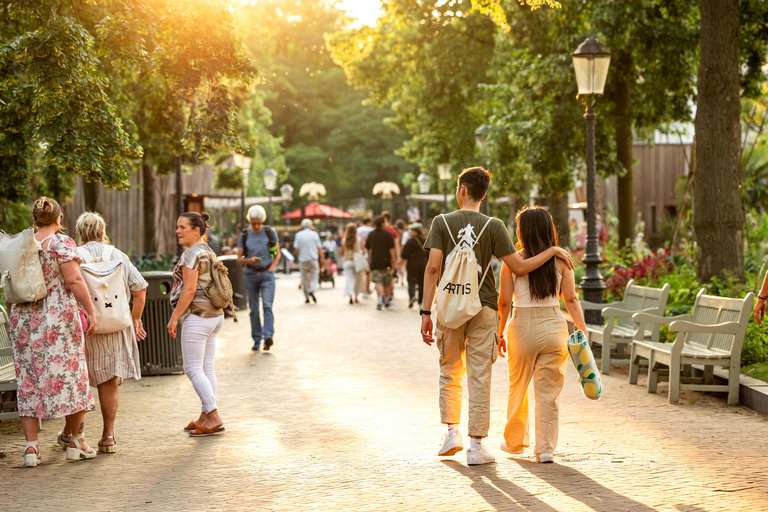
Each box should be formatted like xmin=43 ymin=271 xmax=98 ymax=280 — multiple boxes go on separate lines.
xmin=0 ymin=229 xmax=59 ymax=304
xmin=435 ymin=215 xmax=494 ymax=329
xmin=77 ymin=245 xmax=132 ymax=334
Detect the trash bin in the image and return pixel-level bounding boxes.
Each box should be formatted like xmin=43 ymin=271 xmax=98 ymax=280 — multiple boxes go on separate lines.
xmin=220 ymin=255 xmax=247 ymax=310
xmin=139 ymin=272 xmax=183 ymax=375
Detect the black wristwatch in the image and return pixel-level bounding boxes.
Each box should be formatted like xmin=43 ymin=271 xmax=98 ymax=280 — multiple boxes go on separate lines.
xmin=420 ymin=309 xmax=431 ymax=316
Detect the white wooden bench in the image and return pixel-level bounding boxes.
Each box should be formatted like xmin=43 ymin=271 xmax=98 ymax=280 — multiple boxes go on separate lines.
xmin=581 ymin=280 xmax=671 ymax=375
xmin=629 ymin=289 xmax=754 ymax=405
xmin=0 ymin=304 xmax=20 ymax=422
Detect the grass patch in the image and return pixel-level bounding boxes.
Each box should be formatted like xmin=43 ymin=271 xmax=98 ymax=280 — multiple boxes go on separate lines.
xmin=741 ymin=362 xmax=768 ymax=383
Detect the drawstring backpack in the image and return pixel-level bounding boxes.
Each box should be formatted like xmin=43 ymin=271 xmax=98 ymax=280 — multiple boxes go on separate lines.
xmin=435 ymin=215 xmax=494 ymax=329
xmin=77 ymin=245 xmax=132 ymax=334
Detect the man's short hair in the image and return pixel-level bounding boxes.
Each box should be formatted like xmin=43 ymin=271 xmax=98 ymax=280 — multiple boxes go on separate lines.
xmin=381 ymin=211 xmax=391 ymax=222
xmin=458 ymin=167 xmax=492 ymax=202
xmin=301 ymin=218 xmax=313 ymax=229
xmin=362 ymin=218 xmax=372 ymax=225
xmin=373 ymin=215 xmax=386 ymax=229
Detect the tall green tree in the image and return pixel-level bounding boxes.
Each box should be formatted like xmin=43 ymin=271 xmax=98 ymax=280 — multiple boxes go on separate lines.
xmin=331 ymin=0 xmax=496 ymax=176
xmin=235 ymin=0 xmax=415 ymax=207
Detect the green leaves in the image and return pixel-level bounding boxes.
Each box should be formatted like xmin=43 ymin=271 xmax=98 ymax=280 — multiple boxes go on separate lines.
xmin=1 ymin=12 xmax=141 ymax=191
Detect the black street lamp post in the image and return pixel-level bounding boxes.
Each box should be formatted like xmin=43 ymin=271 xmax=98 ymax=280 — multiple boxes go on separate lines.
xmin=572 ymin=37 xmax=611 ymax=324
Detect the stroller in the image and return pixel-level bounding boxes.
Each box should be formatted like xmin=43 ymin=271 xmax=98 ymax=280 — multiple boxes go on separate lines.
xmin=318 ymin=249 xmax=336 ymax=288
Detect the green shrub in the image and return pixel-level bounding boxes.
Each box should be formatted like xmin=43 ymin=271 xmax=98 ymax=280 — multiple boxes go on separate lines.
xmin=131 ymin=253 xmax=176 ymax=272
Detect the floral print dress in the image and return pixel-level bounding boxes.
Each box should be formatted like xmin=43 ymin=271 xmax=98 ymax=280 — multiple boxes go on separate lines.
xmin=9 ymin=234 xmax=95 ymax=419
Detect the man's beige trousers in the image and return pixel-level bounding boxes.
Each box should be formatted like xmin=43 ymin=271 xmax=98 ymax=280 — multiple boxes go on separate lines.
xmin=435 ymin=306 xmax=499 ymax=437
xmin=503 ymin=306 xmax=569 ymax=455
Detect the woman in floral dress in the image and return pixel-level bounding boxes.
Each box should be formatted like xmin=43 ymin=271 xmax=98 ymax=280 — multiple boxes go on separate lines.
xmin=9 ymin=198 xmax=98 ymax=466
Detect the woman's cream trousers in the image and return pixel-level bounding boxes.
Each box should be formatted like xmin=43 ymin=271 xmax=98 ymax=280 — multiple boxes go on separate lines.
xmin=504 ymin=306 xmax=568 ymax=455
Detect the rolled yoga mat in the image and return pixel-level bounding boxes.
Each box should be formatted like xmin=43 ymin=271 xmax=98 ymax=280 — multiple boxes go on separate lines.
xmin=567 ymin=330 xmax=602 ymax=400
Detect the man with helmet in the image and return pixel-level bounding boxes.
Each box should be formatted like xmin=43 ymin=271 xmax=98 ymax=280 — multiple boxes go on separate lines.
xmin=237 ymin=205 xmax=281 ymax=351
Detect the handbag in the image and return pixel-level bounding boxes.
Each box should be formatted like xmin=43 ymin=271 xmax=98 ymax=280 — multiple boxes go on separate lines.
xmin=353 ymin=250 xmax=369 ymax=273
xmin=567 ymin=329 xmax=602 ymax=400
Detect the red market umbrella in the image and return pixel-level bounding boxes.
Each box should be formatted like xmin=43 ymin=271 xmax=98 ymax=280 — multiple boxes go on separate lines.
xmin=281 ymin=201 xmax=353 ymax=220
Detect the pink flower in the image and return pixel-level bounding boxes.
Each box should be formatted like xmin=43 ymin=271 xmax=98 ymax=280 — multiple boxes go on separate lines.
xmin=66 ymin=357 xmax=80 ymax=373
xmin=35 ymin=401 xmax=46 ymax=418
xmin=31 ymin=355 xmax=46 ymax=378
xmin=19 ymin=375 xmax=35 ymax=398
xmin=62 ymin=309 xmax=75 ymax=324
xmin=9 ymin=313 xmax=19 ymax=329
xmin=30 ymin=333 xmax=45 ymax=352
xmin=44 ymin=376 xmax=65 ymax=395
xmin=46 ymin=328 xmax=59 ymax=345
xmin=29 ymin=313 xmax=43 ymax=330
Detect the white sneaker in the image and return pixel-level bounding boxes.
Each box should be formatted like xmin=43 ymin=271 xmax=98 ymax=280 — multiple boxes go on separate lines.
xmin=467 ymin=443 xmax=495 ymax=465
xmin=536 ymin=453 xmax=555 ymax=463
xmin=500 ymin=441 xmax=524 ymax=455
xmin=438 ymin=430 xmax=463 ymax=456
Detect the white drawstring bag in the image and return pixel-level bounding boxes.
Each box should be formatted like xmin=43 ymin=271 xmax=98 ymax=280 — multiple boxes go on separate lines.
xmin=435 ymin=215 xmax=493 ymax=329
xmin=78 ymin=245 xmax=131 ymax=334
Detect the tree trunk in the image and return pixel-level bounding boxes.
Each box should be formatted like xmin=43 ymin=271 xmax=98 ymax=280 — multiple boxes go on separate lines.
xmin=142 ymin=161 xmax=156 ymax=256
xmin=548 ymin=193 xmax=570 ymax=248
xmin=694 ymin=0 xmax=744 ymax=282
xmin=613 ymin=49 xmax=634 ymax=249
xmin=83 ymin=180 xmax=101 ymax=213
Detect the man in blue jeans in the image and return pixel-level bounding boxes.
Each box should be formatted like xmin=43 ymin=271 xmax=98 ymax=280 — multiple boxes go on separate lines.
xmin=237 ymin=205 xmax=281 ymax=351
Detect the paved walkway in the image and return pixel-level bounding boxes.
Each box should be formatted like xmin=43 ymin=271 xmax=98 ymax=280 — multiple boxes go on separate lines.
xmin=1 ymin=273 xmax=768 ymax=511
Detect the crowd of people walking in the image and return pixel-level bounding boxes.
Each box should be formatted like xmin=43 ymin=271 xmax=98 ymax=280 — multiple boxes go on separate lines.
xmin=4 ymin=166 xmax=588 ymax=469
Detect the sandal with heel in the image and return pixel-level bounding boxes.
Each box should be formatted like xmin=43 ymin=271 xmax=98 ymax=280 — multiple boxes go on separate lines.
xmin=98 ymin=436 xmax=117 ymax=454
xmin=66 ymin=433 xmax=97 ymax=461
xmin=57 ymin=431 xmax=72 ymax=450
xmin=24 ymin=441 xmax=41 ymax=467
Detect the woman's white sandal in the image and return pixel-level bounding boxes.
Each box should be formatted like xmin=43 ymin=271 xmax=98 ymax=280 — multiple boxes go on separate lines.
xmin=24 ymin=441 xmax=41 ymax=467
xmin=66 ymin=433 xmax=97 ymax=461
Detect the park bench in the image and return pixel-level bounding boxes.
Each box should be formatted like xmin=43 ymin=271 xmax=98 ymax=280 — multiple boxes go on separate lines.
xmin=581 ymin=280 xmax=671 ymax=375
xmin=0 ymin=305 xmax=19 ymax=421
xmin=628 ymin=289 xmax=754 ymax=405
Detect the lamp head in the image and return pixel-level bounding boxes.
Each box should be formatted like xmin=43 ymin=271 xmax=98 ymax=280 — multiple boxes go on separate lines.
xmin=571 ymin=38 xmax=611 ymax=96
xmin=437 ymin=163 xmax=452 ymax=181
xmin=263 ymin=168 xmax=278 ymax=192
xmin=417 ymin=173 xmax=431 ymax=194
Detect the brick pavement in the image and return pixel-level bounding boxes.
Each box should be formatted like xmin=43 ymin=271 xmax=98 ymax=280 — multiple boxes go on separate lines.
xmin=1 ymin=273 xmax=768 ymax=511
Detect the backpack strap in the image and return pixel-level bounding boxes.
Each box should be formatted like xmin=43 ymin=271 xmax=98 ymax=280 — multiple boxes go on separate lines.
xmin=441 ymin=215 xmax=457 ymax=245
xmin=471 ymin=217 xmax=494 ymax=249
xmin=102 ymin=244 xmax=115 ymax=262
xmin=77 ymin=246 xmax=94 ymax=264
xmin=478 ymin=257 xmax=494 ymax=288
xmin=240 ymin=230 xmax=249 ymax=258
xmin=265 ymin=226 xmax=277 ymax=247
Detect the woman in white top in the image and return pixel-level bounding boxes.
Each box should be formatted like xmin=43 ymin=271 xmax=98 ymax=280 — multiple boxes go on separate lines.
xmin=56 ymin=212 xmax=148 ymax=454
xmin=497 ymin=206 xmax=587 ymax=463
xmin=339 ymin=222 xmax=365 ymax=304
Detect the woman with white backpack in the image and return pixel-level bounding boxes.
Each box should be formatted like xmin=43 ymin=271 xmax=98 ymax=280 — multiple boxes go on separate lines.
xmin=7 ymin=198 xmax=98 ymax=466
xmin=55 ymin=212 xmax=148 ymax=455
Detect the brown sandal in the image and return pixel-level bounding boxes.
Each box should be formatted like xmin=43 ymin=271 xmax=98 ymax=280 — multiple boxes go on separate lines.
xmin=183 ymin=422 xmax=198 ymax=432
xmin=189 ymin=425 xmax=225 ymax=437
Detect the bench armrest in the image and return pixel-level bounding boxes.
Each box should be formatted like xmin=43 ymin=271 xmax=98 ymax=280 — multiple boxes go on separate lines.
xmin=602 ymin=306 xmax=658 ymax=319
xmin=581 ymin=300 xmax=623 ymax=311
xmin=632 ymin=312 xmax=692 ymax=325
xmin=669 ymin=320 xmax=741 ymax=335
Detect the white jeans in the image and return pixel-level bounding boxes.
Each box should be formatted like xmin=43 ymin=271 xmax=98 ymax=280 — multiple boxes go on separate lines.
xmin=182 ymin=314 xmax=224 ymax=414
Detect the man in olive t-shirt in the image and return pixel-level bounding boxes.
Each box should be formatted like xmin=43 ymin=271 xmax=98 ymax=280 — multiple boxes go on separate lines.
xmin=420 ymin=167 xmax=573 ymax=466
